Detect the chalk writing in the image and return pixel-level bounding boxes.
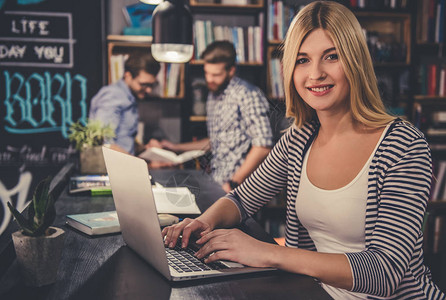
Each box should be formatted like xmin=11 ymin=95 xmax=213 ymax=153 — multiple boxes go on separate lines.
xmin=0 ymin=44 xmax=26 ymax=59
xmin=0 ymin=145 xmax=77 ymax=165
xmin=0 ymin=171 xmax=32 ymax=235
xmin=3 ymin=70 xmax=88 ymax=138
xmin=0 ymin=11 xmax=74 ymax=67
xmin=11 ymin=19 xmax=49 ymax=35
xmin=34 ymin=45 xmax=64 ymax=63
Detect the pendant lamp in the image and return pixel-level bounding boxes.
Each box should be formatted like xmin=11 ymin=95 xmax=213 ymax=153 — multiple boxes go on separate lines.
xmin=151 ymin=0 xmax=194 ymax=63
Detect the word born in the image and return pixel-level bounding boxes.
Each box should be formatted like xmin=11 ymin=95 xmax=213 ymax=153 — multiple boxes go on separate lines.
xmin=3 ymin=70 xmax=88 ymax=138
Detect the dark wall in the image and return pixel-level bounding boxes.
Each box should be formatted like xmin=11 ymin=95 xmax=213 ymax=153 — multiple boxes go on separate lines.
xmin=0 ymin=0 xmax=106 ymax=235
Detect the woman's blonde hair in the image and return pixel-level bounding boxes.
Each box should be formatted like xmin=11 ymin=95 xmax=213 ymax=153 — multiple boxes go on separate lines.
xmin=282 ymin=1 xmax=396 ymax=128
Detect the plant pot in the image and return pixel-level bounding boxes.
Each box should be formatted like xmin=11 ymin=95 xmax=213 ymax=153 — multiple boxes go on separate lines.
xmin=80 ymin=145 xmax=107 ymax=174
xmin=12 ymin=227 xmax=65 ymax=287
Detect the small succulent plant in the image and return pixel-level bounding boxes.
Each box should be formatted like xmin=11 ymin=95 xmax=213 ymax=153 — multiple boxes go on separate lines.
xmin=8 ymin=177 xmax=56 ymax=237
xmin=68 ymin=119 xmax=115 ymax=151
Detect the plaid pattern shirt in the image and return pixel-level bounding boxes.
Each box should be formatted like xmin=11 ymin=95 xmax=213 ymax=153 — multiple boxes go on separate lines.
xmin=206 ymin=76 xmax=273 ymax=184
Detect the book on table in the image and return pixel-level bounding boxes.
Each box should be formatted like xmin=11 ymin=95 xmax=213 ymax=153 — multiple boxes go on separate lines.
xmin=66 ymin=211 xmax=180 ymax=236
xmin=66 ymin=211 xmax=120 ymax=235
xmin=69 ymin=175 xmax=111 ymax=194
xmin=69 ymin=175 xmax=200 ymax=214
xmin=138 ymin=147 xmax=205 ymax=164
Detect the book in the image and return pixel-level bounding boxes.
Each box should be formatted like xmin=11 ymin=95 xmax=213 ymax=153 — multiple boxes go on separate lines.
xmin=66 ymin=211 xmax=120 ymax=235
xmin=69 ymin=175 xmax=111 ymax=194
xmin=138 ymin=147 xmax=205 ymax=164
xmin=66 ymin=211 xmax=180 ymax=236
xmin=122 ymin=2 xmax=156 ymax=28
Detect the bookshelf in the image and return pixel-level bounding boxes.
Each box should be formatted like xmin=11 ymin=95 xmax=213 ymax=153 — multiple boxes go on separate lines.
xmin=185 ymin=0 xmax=267 ymax=140
xmin=106 ymin=35 xmax=185 ymax=143
xmin=190 ymin=0 xmax=264 ymax=9
xmin=106 ymin=35 xmax=185 ymax=99
xmin=413 ymin=0 xmax=446 ymax=290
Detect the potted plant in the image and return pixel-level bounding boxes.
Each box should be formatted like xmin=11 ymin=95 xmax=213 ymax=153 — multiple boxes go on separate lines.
xmin=68 ymin=119 xmax=115 ymax=174
xmin=7 ymin=176 xmax=65 ymax=287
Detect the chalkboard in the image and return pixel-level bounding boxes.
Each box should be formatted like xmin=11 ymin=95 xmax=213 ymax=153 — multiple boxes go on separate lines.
xmin=0 ymin=0 xmax=106 ymax=235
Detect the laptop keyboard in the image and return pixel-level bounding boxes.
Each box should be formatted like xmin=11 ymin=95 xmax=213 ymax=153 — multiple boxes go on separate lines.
xmin=165 ymin=244 xmax=228 ymax=273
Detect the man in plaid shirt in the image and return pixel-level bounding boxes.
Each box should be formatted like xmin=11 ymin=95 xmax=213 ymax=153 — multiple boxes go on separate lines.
xmin=162 ymin=41 xmax=273 ymax=192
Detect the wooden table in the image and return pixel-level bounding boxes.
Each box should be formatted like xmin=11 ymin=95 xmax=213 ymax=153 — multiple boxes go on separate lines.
xmin=0 ymin=169 xmax=330 ymax=300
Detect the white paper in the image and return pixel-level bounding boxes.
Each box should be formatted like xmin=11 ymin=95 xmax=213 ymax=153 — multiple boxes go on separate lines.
xmin=152 ymin=187 xmax=201 ymax=214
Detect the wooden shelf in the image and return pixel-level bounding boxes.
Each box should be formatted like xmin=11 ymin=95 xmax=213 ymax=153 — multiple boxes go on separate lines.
xmin=354 ymin=11 xmax=411 ymax=18
xmin=189 ymin=59 xmax=263 ymax=66
xmin=107 ymin=35 xmax=152 ymax=43
xmin=189 ymin=0 xmax=263 ymax=9
xmin=268 ymin=40 xmax=284 ymax=45
xmin=414 ymin=96 xmax=446 ymax=102
xmin=190 ymin=115 xmax=207 ymax=122
xmin=354 ymin=11 xmax=411 ymax=65
xmin=373 ymin=62 xmax=411 ymax=67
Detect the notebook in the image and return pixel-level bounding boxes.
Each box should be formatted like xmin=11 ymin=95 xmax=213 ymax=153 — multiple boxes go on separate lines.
xmin=102 ymin=146 xmax=275 ymax=281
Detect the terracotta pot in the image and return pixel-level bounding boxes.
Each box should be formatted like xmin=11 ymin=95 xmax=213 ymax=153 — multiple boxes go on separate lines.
xmin=12 ymin=227 xmax=65 ymax=287
xmin=80 ymin=145 xmax=107 ymax=174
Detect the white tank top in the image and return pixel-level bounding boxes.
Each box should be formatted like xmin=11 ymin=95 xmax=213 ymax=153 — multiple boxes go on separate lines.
xmin=295 ymin=126 xmax=388 ymax=300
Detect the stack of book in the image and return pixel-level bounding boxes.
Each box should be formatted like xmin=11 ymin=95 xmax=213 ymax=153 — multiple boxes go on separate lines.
xmin=156 ymin=63 xmax=182 ymax=98
xmin=69 ymin=175 xmax=111 ymax=195
xmin=267 ymin=0 xmax=297 ymax=42
xmin=193 ymin=20 xmax=263 ymax=63
xmin=418 ymin=61 xmax=446 ymax=97
xmin=417 ymin=0 xmax=445 ymax=44
xmin=268 ymin=57 xmax=284 ymax=99
xmin=109 ymin=55 xmax=182 ymax=98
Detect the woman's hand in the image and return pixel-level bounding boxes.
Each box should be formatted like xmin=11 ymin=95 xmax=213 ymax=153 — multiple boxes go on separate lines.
xmin=162 ymin=218 xmax=212 ymax=249
xmin=194 ymin=229 xmax=275 ymax=268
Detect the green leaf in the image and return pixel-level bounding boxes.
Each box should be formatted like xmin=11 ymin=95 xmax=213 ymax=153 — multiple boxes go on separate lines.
xmin=68 ymin=119 xmax=115 ymax=150
xmin=44 ymin=192 xmax=56 ymax=227
xmin=27 ymin=198 xmax=36 ymax=220
xmin=7 ymin=202 xmax=35 ymax=235
xmin=33 ymin=176 xmax=52 ymax=225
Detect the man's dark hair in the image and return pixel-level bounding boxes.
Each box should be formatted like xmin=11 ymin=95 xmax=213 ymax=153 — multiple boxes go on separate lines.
xmin=201 ymin=40 xmax=236 ymax=70
xmin=124 ymin=51 xmax=161 ymax=78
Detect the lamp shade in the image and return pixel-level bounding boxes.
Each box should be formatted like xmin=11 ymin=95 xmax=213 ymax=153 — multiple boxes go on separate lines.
xmin=151 ymin=0 xmax=193 ymax=63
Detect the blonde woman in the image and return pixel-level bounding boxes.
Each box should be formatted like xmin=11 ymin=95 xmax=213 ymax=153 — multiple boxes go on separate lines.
xmin=162 ymin=1 xmax=444 ymax=299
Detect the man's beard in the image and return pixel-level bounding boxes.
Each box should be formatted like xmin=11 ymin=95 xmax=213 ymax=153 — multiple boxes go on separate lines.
xmin=131 ymin=88 xmax=146 ymax=100
xmin=208 ymin=75 xmax=231 ymax=94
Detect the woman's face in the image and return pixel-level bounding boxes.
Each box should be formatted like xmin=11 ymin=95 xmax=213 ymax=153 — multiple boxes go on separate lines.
xmin=293 ymin=29 xmax=350 ymax=117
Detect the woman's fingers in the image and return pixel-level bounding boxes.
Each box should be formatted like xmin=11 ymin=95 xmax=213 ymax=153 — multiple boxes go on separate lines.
xmin=162 ymin=218 xmax=192 ymax=247
xmin=181 ymin=221 xmax=208 ymax=248
xmin=193 ymin=229 xmax=271 ymax=268
xmin=195 ymin=229 xmax=233 ymax=258
xmin=162 ymin=218 xmax=210 ymax=248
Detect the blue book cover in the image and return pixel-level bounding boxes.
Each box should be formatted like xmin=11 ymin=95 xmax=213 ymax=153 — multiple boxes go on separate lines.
xmin=66 ymin=211 xmax=120 ymax=235
xmin=122 ymin=2 xmax=156 ymax=28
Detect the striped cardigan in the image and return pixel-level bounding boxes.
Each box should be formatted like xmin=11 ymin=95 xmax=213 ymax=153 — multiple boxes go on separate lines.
xmin=228 ymin=119 xmax=445 ymax=299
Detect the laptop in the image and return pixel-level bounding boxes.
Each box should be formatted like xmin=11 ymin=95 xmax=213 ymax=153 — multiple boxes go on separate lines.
xmin=102 ymin=147 xmax=275 ymax=281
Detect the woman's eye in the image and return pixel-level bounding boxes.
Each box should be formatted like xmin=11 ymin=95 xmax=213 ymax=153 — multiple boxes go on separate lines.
xmin=296 ymin=58 xmax=308 ymax=64
xmin=326 ymin=53 xmax=338 ymax=60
